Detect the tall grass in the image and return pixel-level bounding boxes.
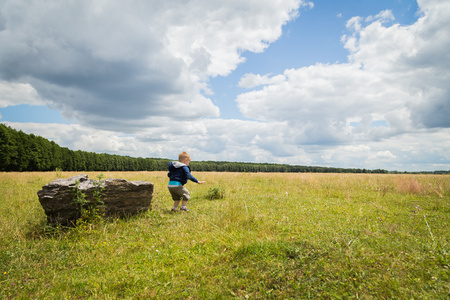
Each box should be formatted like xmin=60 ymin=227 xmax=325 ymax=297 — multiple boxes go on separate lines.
xmin=0 ymin=171 xmax=449 ymax=299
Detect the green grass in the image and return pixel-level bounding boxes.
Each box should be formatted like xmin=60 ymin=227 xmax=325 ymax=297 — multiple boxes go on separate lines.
xmin=1 ymin=171 xmax=449 ymax=299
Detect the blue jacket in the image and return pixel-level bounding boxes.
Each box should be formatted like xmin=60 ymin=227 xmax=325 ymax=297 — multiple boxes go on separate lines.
xmin=167 ymin=161 xmax=199 ymax=185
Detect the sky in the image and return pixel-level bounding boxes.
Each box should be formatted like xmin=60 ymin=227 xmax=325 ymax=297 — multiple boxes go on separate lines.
xmin=0 ymin=0 xmax=449 ymax=172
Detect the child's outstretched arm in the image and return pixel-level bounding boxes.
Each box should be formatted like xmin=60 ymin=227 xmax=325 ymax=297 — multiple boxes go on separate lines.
xmin=182 ymin=166 xmax=205 ymax=184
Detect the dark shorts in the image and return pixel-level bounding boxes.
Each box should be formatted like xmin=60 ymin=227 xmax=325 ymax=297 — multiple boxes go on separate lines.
xmin=168 ymin=185 xmax=191 ymax=201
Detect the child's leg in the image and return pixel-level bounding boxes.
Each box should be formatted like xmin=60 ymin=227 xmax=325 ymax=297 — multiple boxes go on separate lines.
xmin=180 ymin=187 xmax=190 ymax=210
xmin=168 ymin=186 xmax=181 ymax=210
xmin=173 ymin=200 xmax=180 ymax=209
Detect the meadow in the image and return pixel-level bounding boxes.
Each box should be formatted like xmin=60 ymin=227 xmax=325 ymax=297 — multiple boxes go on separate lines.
xmin=0 ymin=171 xmax=449 ymax=299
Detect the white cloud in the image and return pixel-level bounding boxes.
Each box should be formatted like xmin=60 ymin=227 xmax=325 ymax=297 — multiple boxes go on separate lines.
xmin=374 ymin=151 xmax=396 ymax=160
xmin=4 ymin=114 xmax=450 ymax=172
xmin=0 ymin=0 xmax=304 ymax=130
xmin=365 ymin=10 xmax=395 ymax=23
xmin=238 ymin=73 xmax=286 ymax=89
xmin=0 ymin=81 xmax=44 ymax=107
xmin=236 ymin=0 xmax=450 ymax=142
xmin=164 ymin=0 xmax=302 ymax=78
xmin=236 ymin=62 xmax=416 ymax=146
xmin=231 ymin=0 xmax=450 ymax=170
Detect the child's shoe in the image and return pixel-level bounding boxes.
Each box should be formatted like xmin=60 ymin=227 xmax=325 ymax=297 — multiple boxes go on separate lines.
xmin=180 ymin=206 xmax=189 ymax=212
xmin=171 ymin=208 xmax=178 ymax=212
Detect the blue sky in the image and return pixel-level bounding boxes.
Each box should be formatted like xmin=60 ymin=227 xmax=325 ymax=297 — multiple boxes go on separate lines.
xmin=1 ymin=0 xmax=449 ymax=171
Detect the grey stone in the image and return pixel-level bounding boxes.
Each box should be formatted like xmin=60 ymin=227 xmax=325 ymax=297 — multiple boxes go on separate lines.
xmin=37 ymin=174 xmax=153 ymax=225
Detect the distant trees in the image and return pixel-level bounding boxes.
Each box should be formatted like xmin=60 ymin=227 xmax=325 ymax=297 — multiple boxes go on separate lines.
xmin=188 ymin=161 xmax=390 ymax=174
xmin=1 ymin=124 xmax=448 ymax=174
xmin=0 ymin=124 xmax=169 ymax=172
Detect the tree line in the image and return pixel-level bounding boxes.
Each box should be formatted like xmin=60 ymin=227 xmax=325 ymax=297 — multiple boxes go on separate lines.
xmin=0 ymin=124 xmax=169 ymax=172
xmin=1 ymin=124 xmax=448 ymax=174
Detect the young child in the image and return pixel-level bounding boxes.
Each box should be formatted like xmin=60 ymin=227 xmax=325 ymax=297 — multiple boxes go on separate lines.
xmin=167 ymin=152 xmax=205 ymax=212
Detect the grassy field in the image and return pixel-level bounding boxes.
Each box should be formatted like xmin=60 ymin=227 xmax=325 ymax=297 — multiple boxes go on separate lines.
xmin=0 ymin=171 xmax=449 ymax=299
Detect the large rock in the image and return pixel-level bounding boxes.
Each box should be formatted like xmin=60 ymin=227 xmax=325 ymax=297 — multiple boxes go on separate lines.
xmin=37 ymin=174 xmax=153 ymax=225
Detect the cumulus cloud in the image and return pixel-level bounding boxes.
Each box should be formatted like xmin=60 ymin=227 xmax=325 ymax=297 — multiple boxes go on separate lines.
xmin=0 ymin=81 xmax=44 ymax=108
xmin=238 ymin=73 xmax=286 ymax=89
xmin=236 ymin=62 xmax=415 ymax=147
xmin=236 ymin=0 xmax=450 ymax=146
xmin=0 ymin=0 xmax=303 ymax=130
xmin=231 ymin=0 xmax=450 ymax=170
xmin=8 ymin=117 xmax=448 ymax=171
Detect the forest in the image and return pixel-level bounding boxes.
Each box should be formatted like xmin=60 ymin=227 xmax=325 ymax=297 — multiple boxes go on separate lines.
xmin=1 ymin=124 xmax=447 ymax=174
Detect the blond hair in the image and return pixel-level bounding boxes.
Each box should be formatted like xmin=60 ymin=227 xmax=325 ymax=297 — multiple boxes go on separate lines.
xmin=178 ymin=152 xmax=191 ymax=162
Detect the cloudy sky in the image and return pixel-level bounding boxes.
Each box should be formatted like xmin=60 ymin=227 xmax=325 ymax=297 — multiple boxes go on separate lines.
xmin=1 ymin=0 xmax=449 ymax=172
